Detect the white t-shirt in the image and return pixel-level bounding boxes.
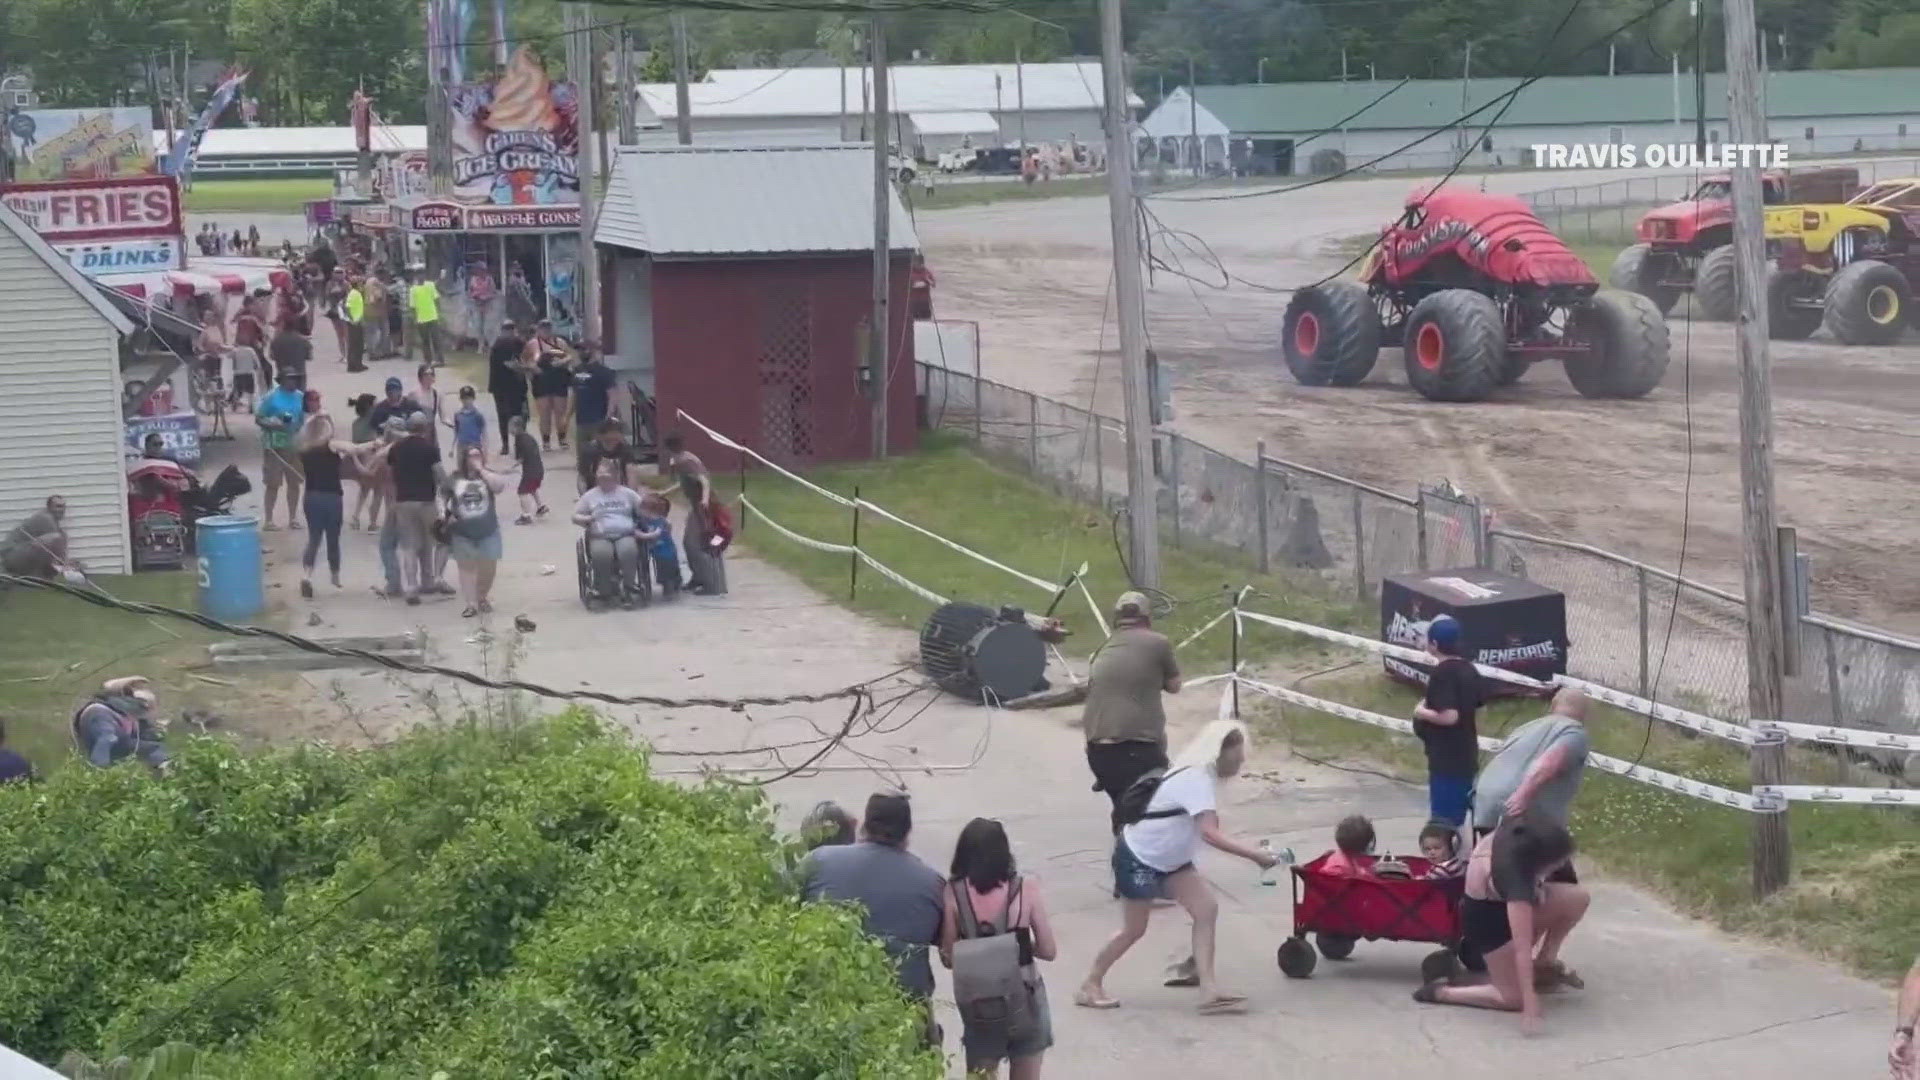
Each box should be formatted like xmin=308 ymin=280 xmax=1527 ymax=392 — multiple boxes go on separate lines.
xmin=1121 ymin=766 xmax=1218 ymax=872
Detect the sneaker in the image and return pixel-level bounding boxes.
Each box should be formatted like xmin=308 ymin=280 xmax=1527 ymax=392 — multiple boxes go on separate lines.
xmin=515 ymin=514 xmax=533 ymax=525
xmin=477 ymin=600 xmax=493 ymax=614
xmin=330 ymin=573 xmax=342 ymax=589
xmin=405 ymin=594 xmax=421 ymax=606
xmin=535 ymin=505 xmax=550 ymax=518
xmin=430 ymin=582 xmax=457 ymax=596
xmin=298 ymin=580 xmax=313 ymax=599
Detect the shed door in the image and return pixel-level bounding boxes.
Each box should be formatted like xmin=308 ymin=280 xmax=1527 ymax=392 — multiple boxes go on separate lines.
xmin=757 ymin=285 xmax=815 ymax=463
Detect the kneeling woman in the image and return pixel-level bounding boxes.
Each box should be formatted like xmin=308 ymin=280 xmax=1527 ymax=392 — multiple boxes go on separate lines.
xmin=1415 ymin=817 xmax=1590 ymax=1033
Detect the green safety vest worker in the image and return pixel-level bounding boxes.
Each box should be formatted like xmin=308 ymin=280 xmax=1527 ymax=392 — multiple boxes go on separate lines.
xmin=410 ymin=280 xmax=439 ymax=324
xmin=344 ymin=285 xmax=365 ymax=323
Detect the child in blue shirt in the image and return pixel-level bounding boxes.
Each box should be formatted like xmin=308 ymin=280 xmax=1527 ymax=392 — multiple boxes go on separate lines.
xmin=640 ymin=491 xmax=681 ymax=597
xmin=452 ymin=385 xmax=486 ymax=461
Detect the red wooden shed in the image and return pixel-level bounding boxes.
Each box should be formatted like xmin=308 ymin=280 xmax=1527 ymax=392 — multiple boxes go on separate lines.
xmin=595 ymin=145 xmax=918 ymax=466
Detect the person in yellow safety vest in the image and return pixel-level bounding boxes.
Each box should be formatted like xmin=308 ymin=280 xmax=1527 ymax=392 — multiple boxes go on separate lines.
xmin=406 ymin=267 xmax=445 ymax=368
xmin=344 ymin=276 xmax=368 ymax=373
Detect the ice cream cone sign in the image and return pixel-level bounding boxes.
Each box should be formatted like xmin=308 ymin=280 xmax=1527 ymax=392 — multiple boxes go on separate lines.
xmin=449 ymin=44 xmax=579 ymax=206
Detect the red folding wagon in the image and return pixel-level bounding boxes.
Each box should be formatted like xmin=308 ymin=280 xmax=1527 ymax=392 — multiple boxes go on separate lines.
xmin=1277 ymin=852 xmax=1464 ymax=982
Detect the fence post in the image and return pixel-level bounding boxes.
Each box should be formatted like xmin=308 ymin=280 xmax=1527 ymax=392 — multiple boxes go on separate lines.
xmin=1254 ymin=439 xmax=1270 ymax=574
xmin=1415 ymin=495 xmax=1429 ymax=571
xmin=737 ymin=451 xmax=748 ymax=534
xmin=1169 ymin=435 xmax=1183 ymax=548
xmin=1093 ymin=416 xmax=1106 ymax=509
xmin=1471 ymin=496 xmax=1490 ymax=569
xmin=1230 ymin=590 xmax=1241 ymax=719
xmin=1637 ymin=565 xmax=1651 ymax=698
xmin=1027 ymin=394 xmax=1039 ymax=475
xmin=1351 ymin=487 xmax=1367 ymax=606
xmin=850 ymin=484 xmax=861 ymax=600
xmin=1822 ymin=624 xmax=1845 ymax=728
xmin=973 ymin=370 xmax=983 ymax=447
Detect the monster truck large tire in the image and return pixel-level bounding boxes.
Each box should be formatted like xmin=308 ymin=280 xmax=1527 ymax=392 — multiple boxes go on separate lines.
xmin=1692 ymin=244 xmax=1738 ymax=321
xmin=1766 ymin=266 xmax=1824 ymax=341
xmin=1402 ymin=290 xmax=1505 ymax=403
xmin=1823 ymin=258 xmax=1911 ymax=346
xmin=1565 ymin=289 xmax=1670 ymax=399
xmin=1609 ymin=243 xmax=1680 ymax=315
xmin=1282 ymin=280 xmax=1381 ymax=387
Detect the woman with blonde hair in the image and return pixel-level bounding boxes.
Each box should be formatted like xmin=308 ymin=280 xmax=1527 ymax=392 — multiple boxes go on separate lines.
xmin=1076 ymin=720 xmax=1276 ymax=1015
xmin=295 ymin=413 xmax=380 ymax=598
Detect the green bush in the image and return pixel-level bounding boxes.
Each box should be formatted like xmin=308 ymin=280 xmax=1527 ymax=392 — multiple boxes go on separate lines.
xmin=0 ymin=712 xmax=938 ymax=1078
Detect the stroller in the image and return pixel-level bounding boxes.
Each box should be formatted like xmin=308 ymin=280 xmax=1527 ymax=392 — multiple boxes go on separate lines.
xmin=128 ymin=461 xmax=250 ymax=569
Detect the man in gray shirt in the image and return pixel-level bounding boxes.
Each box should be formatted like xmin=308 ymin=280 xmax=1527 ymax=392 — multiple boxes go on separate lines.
xmin=1473 ymin=687 xmax=1592 ymax=881
xmin=1081 ymin=590 xmax=1182 ymax=835
xmin=798 ymin=792 xmax=945 ymax=1001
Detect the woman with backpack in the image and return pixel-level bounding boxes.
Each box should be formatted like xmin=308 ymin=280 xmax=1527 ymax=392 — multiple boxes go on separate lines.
xmin=1076 ymin=720 xmax=1277 ymax=1016
xmin=442 ymin=445 xmax=512 ymax=617
xmin=940 ymin=818 xmax=1056 ymax=1079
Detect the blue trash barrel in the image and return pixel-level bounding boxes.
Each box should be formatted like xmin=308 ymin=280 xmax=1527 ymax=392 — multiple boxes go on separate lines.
xmin=195 ymin=514 xmax=263 ymax=622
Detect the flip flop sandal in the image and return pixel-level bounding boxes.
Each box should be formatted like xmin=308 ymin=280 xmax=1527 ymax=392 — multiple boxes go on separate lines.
xmin=1073 ymin=990 xmax=1121 ymax=1010
xmin=1164 ymin=969 xmax=1200 ymax=988
xmin=1197 ymin=996 xmax=1247 ymax=1016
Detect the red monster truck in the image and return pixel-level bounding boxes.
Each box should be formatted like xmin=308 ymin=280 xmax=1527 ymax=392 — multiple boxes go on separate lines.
xmin=1282 ymin=189 xmax=1669 ymax=403
xmin=1611 ymin=167 xmax=1857 ymax=318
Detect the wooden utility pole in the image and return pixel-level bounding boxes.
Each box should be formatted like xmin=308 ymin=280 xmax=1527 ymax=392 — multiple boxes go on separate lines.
xmin=869 ymin=14 xmax=892 ymax=458
xmin=1694 ymin=0 xmax=1708 ymax=154
xmin=1015 ymin=45 xmax=1028 ymax=158
xmin=672 ymin=11 xmax=693 ymax=145
xmin=616 ymin=23 xmax=637 ymax=144
xmin=1099 ymin=0 xmax=1161 ymax=588
xmin=1721 ymin=0 xmax=1791 ymax=897
xmin=566 ymin=3 xmax=601 ymax=342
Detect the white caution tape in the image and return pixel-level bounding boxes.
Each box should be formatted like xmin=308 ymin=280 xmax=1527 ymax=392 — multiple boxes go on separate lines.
xmin=1757 ymin=721 xmax=1920 ymax=756
xmin=1235 ymin=674 xmax=1775 ymax=813
xmin=856 ymin=550 xmax=948 ymax=606
xmin=1217 ymin=676 xmax=1236 ymax=722
xmin=1755 ymin=784 xmax=1920 ymax=806
xmin=1076 ymin=577 xmax=1110 ymax=639
xmin=1176 ymin=607 xmax=1233 ymax=652
xmin=854 ymin=498 xmax=1058 ymax=592
xmin=678 ymin=409 xmax=853 ymax=506
xmin=739 ymin=497 xmax=854 ymax=554
xmin=1186 ymin=671 xmax=1235 ymax=689
xmin=1586 ymin=752 xmax=1773 ymax=813
xmin=1236 ymin=608 xmax=1758 ymax=747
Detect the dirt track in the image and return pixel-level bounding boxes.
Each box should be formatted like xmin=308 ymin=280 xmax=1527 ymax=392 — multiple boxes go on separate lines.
xmin=916 ymin=169 xmax=1920 ymax=637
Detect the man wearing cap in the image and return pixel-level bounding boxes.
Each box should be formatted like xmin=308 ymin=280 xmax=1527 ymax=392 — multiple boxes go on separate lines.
xmin=1411 ymin=613 xmax=1486 ymax=827
xmin=254 ymin=369 xmax=307 ymax=531
xmin=1082 ymin=590 xmax=1183 ymax=836
xmin=486 ymin=319 xmax=528 ymax=456
xmin=368 ymin=377 xmax=421 ymax=434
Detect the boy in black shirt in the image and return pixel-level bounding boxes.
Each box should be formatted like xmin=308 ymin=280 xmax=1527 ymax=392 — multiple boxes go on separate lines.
xmin=1412 ymin=614 xmax=1483 ymax=827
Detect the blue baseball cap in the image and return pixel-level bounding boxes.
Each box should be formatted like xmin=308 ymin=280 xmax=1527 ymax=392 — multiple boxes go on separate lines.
xmin=384 ymin=376 xmax=403 ymax=391
xmin=1426 ymin=614 xmax=1461 ymax=653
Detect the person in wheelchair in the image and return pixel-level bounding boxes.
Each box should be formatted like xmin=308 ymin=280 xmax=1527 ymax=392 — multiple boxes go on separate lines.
xmin=571 ymin=459 xmax=659 ymax=610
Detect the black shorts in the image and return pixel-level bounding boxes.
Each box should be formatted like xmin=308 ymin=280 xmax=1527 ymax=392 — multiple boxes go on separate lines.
xmin=1460 ymin=896 xmax=1513 ymax=957
xmin=1085 ymin=740 xmax=1168 ymax=836
xmin=1472 ymin=827 xmax=1578 ymax=884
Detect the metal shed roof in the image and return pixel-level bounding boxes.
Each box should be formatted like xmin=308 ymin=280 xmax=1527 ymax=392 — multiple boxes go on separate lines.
xmin=147 ymin=125 xmax=427 ymax=157
xmin=637 ymin=62 xmax=1138 ymax=119
xmin=1175 ymin=66 xmax=1920 ymax=135
xmin=596 ymin=144 xmax=918 ymax=258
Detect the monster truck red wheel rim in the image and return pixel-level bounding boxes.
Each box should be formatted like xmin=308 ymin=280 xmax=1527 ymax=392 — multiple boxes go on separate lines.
xmin=1294 ymin=311 xmax=1321 ymax=356
xmin=1869 ymin=284 xmax=1900 ymax=325
xmin=1415 ymin=322 xmax=1445 ymax=371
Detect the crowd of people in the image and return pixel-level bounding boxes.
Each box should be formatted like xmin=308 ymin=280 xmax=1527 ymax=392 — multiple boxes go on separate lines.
xmin=783 ymin=590 xmax=1607 ymax=1078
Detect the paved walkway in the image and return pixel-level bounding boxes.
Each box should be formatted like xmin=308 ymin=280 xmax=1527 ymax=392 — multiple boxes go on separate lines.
xmin=192 ymin=332 xmax=1891 ymax=1079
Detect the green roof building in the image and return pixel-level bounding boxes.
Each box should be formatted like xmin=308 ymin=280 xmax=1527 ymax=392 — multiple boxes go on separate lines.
xmin=1137 ymin=68 xmax=1920 ymax=175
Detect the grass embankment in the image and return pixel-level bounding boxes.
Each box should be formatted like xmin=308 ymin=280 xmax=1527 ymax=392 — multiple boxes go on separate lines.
xmin=0 ymin=572 xmax=254 ymax=774
xmin=1244 ymin=652 xmax=1920 ymax=982
xmin=183 ymin=177 xmax=332 ymax=215
xmin=734 ymin=432 xmax=1365 ymax=672
xmin=742 ymin=434 xmax=1920 ymax=982
xmin=909 ymin=174 xmax=1108 ymax=211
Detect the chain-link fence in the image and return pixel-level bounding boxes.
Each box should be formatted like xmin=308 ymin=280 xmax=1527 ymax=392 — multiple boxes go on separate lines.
xmin=918 ymin=361 xmax=1920 ymax=753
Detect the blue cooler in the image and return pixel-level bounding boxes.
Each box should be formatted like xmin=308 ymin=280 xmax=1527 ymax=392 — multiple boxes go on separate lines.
xmin=195 ymin=514 xmax=263 ymax=621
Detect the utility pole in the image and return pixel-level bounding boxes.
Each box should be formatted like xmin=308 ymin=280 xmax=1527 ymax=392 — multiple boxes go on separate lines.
xmin=1721 ymin=0 xmax=1791 ymax=898
xmin=616 ymin=23 xmax=637 ymax=143
xmin=1460 ymin=41 xmax=1472 ymax=154
xmin=672 ymin=11 xmax=693 ymax=145
xmin=869 ymin=14 xmax=891 ymax=458
xmin=1187 ymin=58 xmax=1197 ymax=172
xmin=566 ymin=3 xmax=601 ymax=342
xmin=1099 ymin=0 xmax=1161 ymax=589
xmin=1694 ymin=0 xmax=1708 ymax=154
xmin=1015 ymin=44 xmax=1028 ymax=158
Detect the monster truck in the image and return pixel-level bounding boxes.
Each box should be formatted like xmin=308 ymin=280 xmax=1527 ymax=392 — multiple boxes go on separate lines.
xmin=1763 ymin=177 xmax=1920 ymax=345
xmin=1282 ymin=189 xmax=1669 ymax=403
xmin=1610 ymin=168 xmax=1857 ymax=319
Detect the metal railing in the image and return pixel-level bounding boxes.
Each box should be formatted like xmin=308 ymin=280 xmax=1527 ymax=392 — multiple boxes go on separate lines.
xmin=918 ymin=359 xmax=1920 ymax=775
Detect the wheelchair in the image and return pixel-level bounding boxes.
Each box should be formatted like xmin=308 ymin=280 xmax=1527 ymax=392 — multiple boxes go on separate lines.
xmin=575 ymin=533 xmax=653 ymax=611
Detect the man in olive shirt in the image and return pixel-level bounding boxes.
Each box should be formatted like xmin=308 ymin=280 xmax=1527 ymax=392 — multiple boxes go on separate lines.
xmin=1082 ymin=590 xmax=1183 ymax=835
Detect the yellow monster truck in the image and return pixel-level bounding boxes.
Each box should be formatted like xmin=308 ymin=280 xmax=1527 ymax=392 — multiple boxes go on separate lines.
xmin=1764 ymin=178 xmax=1920 ymax=344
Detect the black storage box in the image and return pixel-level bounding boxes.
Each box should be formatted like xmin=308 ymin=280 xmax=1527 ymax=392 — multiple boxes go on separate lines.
xmin=1380 ymin=567 xmax=1568 ymax=694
